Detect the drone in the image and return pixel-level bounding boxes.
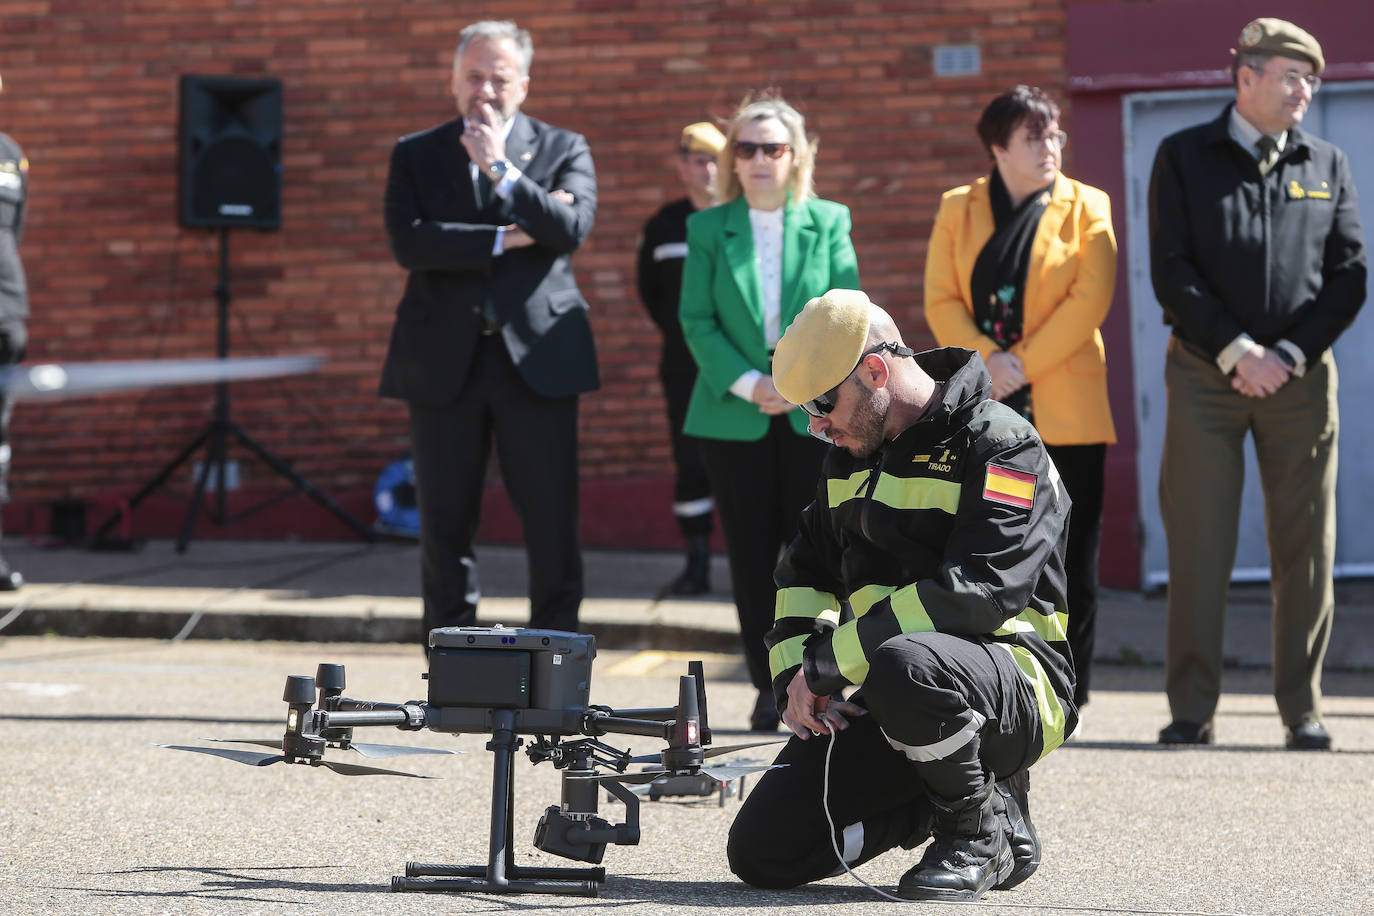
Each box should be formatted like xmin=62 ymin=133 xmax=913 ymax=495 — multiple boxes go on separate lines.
xmin=161 ymin=625 xmax=783 ymax=897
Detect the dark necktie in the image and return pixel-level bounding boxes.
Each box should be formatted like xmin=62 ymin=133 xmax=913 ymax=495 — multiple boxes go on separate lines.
xmin=1256 ymin=135 xmax=1279 ymax=176
xmin=475 ymin=172 xmax=493 ymax=207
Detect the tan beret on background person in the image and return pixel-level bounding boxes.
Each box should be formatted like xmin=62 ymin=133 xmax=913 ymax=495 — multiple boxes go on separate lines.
xmin=1233 ymin=17 xmax=1324 ymax=74
xmin=680 ymin=121 xmax=726 ymax=156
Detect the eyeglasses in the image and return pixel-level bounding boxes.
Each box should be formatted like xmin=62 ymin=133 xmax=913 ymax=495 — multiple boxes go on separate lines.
xmin=799 ymin=341 xmax=916 ymax=418
xmin=1026 ymin=129 xmax=1068 ymax=150
xmin=733 ymin=141 xmax=792 ymax=161
xmin=1277 ymin=69 xmax=1321 ymax=93
xmin=1249 ymin=63 xmax=1321 ymax=93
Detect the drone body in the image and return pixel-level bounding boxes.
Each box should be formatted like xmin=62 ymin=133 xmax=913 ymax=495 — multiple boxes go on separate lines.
xmin=161 ymin=625 xmax=783 ymax=897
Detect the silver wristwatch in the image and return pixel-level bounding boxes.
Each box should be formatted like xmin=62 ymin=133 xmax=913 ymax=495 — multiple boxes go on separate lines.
xmin=487 ymin=159 xmax=512 ymax=181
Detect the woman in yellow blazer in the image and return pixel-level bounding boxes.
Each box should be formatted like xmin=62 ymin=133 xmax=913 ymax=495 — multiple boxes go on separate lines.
xmin=680 ymin=92 xmax=859 ymax=730
xmin=925 ymin=85 xmax=1117 ymax=716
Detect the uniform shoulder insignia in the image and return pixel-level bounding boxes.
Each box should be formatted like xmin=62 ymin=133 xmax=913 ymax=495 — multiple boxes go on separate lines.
xmin=984 ymin=463 xmax=1035 ymax=509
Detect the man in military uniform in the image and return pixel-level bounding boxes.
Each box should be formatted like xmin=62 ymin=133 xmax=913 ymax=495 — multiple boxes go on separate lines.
xmin=635 ymin=122 xmax=725 ymax=595
xmin=0 ymin=71 xmax=29 ymax=590
xmin=727 ymin=290 xmax=1075 ymax=902
xmin=1149 ymin=18 xmax=1366 ymax=750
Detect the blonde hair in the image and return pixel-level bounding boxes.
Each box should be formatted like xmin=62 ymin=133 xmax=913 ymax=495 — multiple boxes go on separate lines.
xmin=714 ymin=90 xmax=816 ymax=206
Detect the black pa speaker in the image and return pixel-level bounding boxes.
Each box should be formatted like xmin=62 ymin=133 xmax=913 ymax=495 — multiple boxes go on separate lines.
xmin=178 ymin=75 xmax=282 ymax=229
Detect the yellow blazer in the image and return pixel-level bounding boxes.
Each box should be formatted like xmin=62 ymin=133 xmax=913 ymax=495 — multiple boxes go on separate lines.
xmin=924 ymin=173 xmax=1117 ymax=446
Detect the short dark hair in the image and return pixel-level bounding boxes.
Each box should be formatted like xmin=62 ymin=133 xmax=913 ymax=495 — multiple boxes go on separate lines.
xmin=975 ymin=86 xmax=1061 ymax=159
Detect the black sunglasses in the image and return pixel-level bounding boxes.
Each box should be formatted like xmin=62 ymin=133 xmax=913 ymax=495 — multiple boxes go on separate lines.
xmin=799 ymin=342 xmax=915 ymax=418
xmin=733 ymin=141 xmax=792 ymax=160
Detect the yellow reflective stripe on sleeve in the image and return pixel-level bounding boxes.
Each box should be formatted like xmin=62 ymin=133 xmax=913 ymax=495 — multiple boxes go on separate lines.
xmin=871 ymin=474 xmax=961 ymax=514
xmin=832 ymin=621 xmax=870 ymax=686
xmin=991 ymin=609 xmax=1069 ymax=642
xmin=890 ymin=585 xmax=936 ymax=633
xmin=848 ymin=583 xmax=896 ymax=618
xmin=997 ymin=643 xmax=1067 ymax=758
xmin=827 ymin=471 xmax=872 ymax=508
xmin=768 ymin=633 xmax=809 ymax=680
xmin=775 ymin=586 xmax=841 ymax=626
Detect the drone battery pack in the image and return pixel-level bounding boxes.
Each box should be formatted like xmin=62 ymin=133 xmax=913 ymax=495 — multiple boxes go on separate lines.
xmin=425 ymin=627 xmax=596 ymax=736
xmin=427 ymin=648 xmax=530 ymax=709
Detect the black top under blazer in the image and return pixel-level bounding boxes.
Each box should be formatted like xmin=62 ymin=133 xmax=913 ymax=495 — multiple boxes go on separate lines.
xmin=380 ymin=113 xmax=599 ymax=404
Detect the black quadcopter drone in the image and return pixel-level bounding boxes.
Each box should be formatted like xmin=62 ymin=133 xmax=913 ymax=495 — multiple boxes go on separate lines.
xmin=161 ymin=625 xmax=782 ymax=897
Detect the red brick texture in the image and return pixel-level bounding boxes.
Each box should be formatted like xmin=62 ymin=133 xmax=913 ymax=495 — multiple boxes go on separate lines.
xmin=0 ymin=1 xmax=1066 ymax=547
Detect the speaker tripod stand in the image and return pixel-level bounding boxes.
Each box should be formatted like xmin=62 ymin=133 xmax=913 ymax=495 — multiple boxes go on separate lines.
xmin=95 ymin=227 xmax=375 ymax=552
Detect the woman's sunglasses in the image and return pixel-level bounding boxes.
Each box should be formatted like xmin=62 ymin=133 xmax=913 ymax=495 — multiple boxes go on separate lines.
xmin=799 ymin=342 xmax=915 ymax=418
xmin=733 ymin=141 xmax=792 ymax=161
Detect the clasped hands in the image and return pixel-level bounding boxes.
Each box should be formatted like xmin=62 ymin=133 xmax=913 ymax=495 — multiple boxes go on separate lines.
xmin=781 ymin=669 xmax=867 ymax=740
xmin=751 ymin=375 xmax=794 ymax=415
xmin=1230 ymin=346 xmax=1291 ymax=398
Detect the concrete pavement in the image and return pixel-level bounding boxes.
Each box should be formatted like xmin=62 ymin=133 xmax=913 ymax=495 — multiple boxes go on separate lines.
xmin=2 ymin=535 xmax=1374 ymax=673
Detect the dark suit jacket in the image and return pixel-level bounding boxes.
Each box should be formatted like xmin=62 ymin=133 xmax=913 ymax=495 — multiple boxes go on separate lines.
xmin=380 ymin=113 xmax=599 ymax=404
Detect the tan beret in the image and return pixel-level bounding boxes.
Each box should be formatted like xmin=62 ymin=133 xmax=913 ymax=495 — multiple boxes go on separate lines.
xmin=773 ymin=289 xmax=873 ymax=405
xmin=1235 ymin=18 xmax=1324 ymax=75
xmin=679 ymin=121 xmax=726 ymax=155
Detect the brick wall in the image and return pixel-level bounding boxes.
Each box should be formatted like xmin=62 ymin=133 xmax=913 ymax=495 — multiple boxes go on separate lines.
xmin=0 ymin=0 xmax=1066 ymax=544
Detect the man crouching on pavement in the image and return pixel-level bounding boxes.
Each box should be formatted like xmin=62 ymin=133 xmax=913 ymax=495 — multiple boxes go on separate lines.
xmin=726 ymin=289 xmax=1077 ymax=902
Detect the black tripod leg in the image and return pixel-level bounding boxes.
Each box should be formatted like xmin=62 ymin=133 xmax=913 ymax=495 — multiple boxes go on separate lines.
xmin=93 ymin=425 xmax=212 ymax=542
xmin=177 ymin=424 xmax=224 ymax=553
xmin=227 ymin=421 xmax=375 ymax=542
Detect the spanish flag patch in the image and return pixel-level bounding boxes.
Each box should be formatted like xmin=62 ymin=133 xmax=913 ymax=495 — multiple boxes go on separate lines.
xmin=984 ymin=464 xmax=1035 ymax=509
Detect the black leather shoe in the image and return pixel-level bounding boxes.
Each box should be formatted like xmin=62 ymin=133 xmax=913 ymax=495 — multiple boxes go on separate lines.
xmin=749 ymin=690 xmax=780 ymax=732
xmin=0 ymin=569 xmax=22 ymax=591
xmin=1285 ymin=720 xmax=1332 ymax=750
xmin=1158 ymin=720 xmax=1213 ymax=745
xmin=994 ymin=769 xmax=1040 ymax=890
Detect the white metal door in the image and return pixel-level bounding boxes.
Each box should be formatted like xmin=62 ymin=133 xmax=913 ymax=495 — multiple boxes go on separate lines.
xmin=1123 ymin=84 xmax=1374 ymax=588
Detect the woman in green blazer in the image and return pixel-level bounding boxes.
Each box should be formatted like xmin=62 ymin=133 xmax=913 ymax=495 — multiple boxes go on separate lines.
xmin=680 ymin=92 xmax=860 ymax=730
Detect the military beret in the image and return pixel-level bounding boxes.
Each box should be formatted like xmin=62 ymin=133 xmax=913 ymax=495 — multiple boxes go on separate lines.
xmin=773 ymin=289 xmax=874 ymax=405
xmin=1235 ymin=18 xmax=1324 ymax=75
xmin=679 ymin=121 xmax=726 ymax=155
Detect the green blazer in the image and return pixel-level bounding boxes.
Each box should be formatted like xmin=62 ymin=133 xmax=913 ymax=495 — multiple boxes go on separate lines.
xmin=679 ymin=195 xmax=860 ymax=441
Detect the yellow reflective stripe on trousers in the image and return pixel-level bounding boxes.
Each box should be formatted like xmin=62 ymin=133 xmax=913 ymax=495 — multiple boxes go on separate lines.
xmin=996 ymin=643 xmax=1067 ymax=758
xmin=826 ymin=472 xmax=961 ymax=514
xmin=768 ymin=633 xmax=809 ymax=680
xmin=832 ymin=621 xmax=870 ymax=685
xmin=991 ymin=608 xmax=1069 ymax=642
xmin=775 ymin=586 xmax=841 ymax=626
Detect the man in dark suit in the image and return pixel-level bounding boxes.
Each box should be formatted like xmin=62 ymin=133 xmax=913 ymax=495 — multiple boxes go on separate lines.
xmin=0 ymin=70 xmax=29 ymax=591
xmin=380 ymin=20 xmax=598 ymax=645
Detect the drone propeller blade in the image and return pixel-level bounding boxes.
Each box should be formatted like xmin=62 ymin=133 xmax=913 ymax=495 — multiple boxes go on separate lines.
xmin=319 ymin=759 xmax=437 ymax=779
xmin=626 ymin=738 xmax=785 ymax=765
xmin=158 ymin=744 xmax=285 ymax=768
xmin=204 ymin=737 xmax=285 ymax=751
xmin=699 ymin=762 xmax=786 ymax=783
xmin=346 ymin=741 xmax=459 ymax=760
xmin=203 ymin=737 xmax=456 ymax=760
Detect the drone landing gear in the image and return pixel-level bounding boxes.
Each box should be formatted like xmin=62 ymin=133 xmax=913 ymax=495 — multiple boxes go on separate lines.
xmin=390 ymin=709 xmax=626 ymax=897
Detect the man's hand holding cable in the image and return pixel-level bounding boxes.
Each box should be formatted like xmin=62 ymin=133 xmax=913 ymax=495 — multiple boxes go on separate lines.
xmin=782 ymin=668 xmax=867 ymax=739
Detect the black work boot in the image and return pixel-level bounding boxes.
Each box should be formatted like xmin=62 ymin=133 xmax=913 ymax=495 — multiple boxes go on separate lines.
xmin=897 ymin=780 xmax=1013 ymax=902
xmin=670 ymin=534 xmax=711 ymax=595
xmin=995 ymin=768 xmax=1040 ymax=889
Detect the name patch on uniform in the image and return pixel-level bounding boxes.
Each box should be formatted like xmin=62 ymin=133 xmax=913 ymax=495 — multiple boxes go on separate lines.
xmin=1288 ymin=179 xmax=1332 ymax=200
xmin=984 ymin=464 xmax=1035 ymax=509
xmin=653 ymin=242 xmax=688 ymax=262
